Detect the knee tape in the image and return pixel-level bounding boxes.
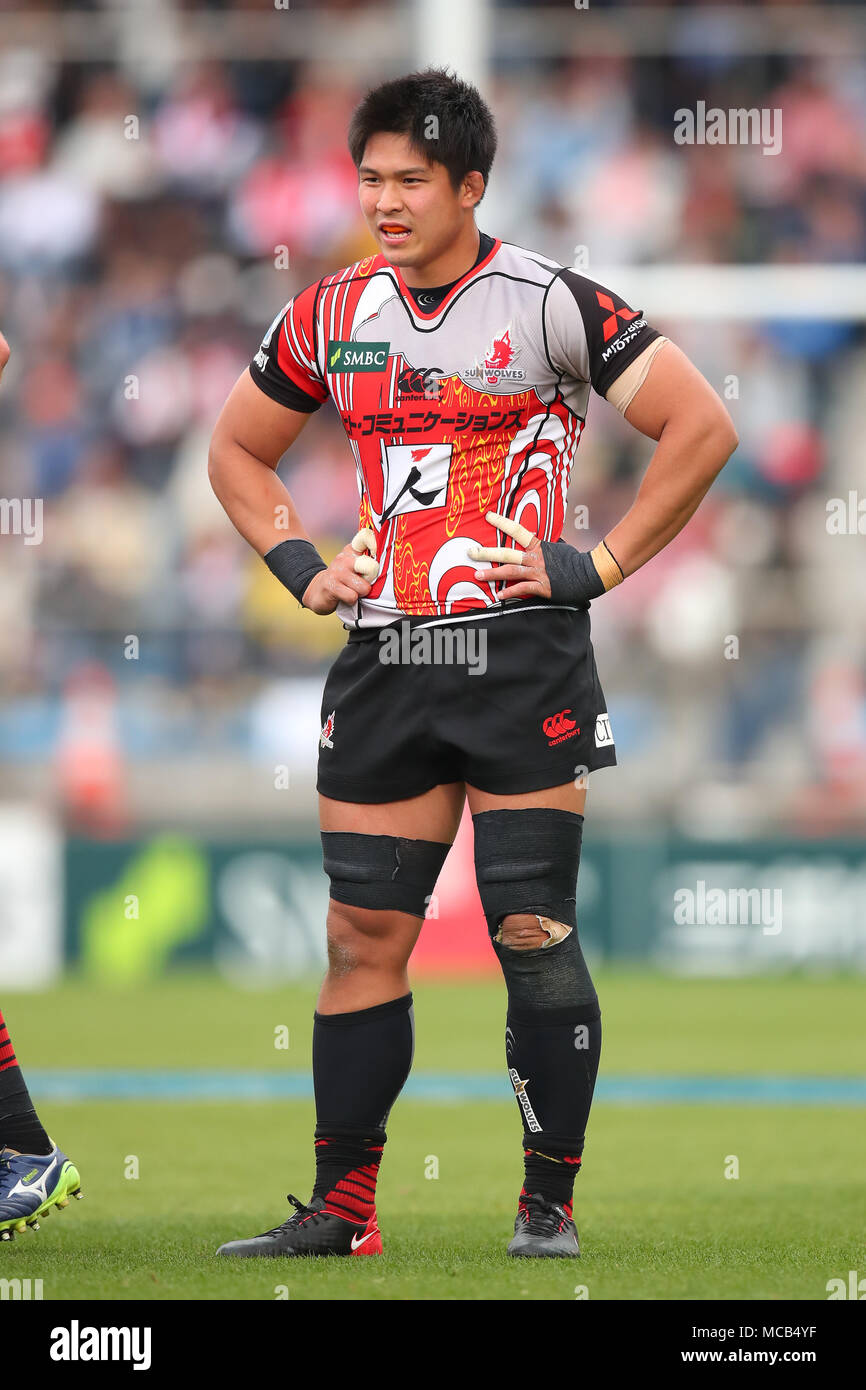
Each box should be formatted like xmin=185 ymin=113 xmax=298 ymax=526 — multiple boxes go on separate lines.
xmin=473 ymin=807 xmax=597 ymax=1022
xmin=493 ymin=928 xmax=599 ymax=1022
xmin=321 ymin=832 xmax=450 ymax=918
xmin=472 ymin=807 xmax=583 ymax=938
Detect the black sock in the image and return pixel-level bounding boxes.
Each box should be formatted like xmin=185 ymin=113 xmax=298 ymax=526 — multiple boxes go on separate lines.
xmin=312 ymin=1125 xmax=385 ymax=1222
xmin=0 ymin=1009 xmax=52 ymax=1155
xmin=506 ymin=1004 xmax=602 ymax=1208
xmin=311 ymin=993 xmax=414 ymax=1217
xmin=521 ymin=1140 xmax=585 ymax=1212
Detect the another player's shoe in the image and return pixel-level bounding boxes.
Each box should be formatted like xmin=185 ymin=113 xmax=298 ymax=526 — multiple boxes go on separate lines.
xmin=0 ymin=1143 xmax=83 ymax=1239
xmin=216 ymin=1193 xmax=382 ymax=1259
xmin=507 ymin=1192 xmax=580 ymax=1258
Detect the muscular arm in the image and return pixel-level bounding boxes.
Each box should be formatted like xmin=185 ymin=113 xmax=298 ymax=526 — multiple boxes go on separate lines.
xmin=207 ymin=370 xmax=315 ymax=556
xmin=472 ymin=339 xmax=738 ymax=602
xmin=208 ymin=370 xmax=372 ymax=613
xmin=604 ymin=341 xmax=738 ymax=577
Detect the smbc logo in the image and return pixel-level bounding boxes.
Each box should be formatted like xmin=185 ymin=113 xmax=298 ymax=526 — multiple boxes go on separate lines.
xmin=328 ymin=341 xmax=390 ymax=372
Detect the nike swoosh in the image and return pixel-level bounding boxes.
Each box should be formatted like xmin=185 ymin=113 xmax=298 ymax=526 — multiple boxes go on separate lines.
xmin=350 ymin=1227 xmax=379 ymax=1251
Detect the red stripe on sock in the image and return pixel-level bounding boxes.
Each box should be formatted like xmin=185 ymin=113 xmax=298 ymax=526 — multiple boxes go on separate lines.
xmin=325 ymin=1191 xmax=371 ymax=1212
xmin=0 ymin=1009 xmax=17 ymax=1070
xmin=324 ymin=1164 xmax=380 ymax=1223
xmin=334 ymin=1183 xmax=375 ymax=1204
xmin=0 ymin=1015 xmax=15 ymax=1069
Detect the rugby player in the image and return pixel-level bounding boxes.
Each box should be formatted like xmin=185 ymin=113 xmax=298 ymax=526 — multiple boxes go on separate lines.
xmin=0 ymin=334 xmax=83 ymax=1240
xmin=209 ymin=70 xmax=737 ymax=1259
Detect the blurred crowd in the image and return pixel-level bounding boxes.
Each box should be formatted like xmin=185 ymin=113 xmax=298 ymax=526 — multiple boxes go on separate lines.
xmin=1 ymin=0 xmax=865 ymax=829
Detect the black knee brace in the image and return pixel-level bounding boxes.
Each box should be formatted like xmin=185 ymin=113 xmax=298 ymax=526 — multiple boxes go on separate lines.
xmin=494 ymin=927 xmax=599 ymax=1022
xmin=321 ymin=832 xmax=450 ymax=918
xmin=472 ymin=807 xmax=583 ymax=937
xmin=473 ymin=808 xmax=598 ymax=1023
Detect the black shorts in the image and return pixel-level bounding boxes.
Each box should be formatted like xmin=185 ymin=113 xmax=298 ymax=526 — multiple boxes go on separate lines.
xmin=316 ymin=605 xmax=617 ymax=804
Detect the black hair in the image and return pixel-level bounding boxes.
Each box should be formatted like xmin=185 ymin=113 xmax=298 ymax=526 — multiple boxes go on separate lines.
xmin=348 ymin=67 xmax=497 ymax=200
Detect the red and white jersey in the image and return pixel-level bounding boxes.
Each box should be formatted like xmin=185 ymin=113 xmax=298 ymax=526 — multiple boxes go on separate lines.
xmin=250 ymin=236 xmax=659 ymax=628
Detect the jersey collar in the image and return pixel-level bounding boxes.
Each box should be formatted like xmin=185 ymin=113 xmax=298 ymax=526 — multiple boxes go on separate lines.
xmin=389 ymin=236 xmax=502 ymax=321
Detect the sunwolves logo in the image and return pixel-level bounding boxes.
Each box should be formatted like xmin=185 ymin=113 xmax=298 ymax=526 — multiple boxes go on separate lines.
xmin=328 ymin=341 xmax=389 ymax=372
xmin=508 ymin=1068 xmax=542 ymax=1133
xmin=466 ymin=327 xmax=526 ymax=387
xmin=320 ymin=711 xmax=335 ymax=749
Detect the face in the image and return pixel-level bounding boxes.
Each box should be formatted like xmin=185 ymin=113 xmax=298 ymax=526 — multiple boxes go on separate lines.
xmin=358 ymin=131 xmax=481 ymax=271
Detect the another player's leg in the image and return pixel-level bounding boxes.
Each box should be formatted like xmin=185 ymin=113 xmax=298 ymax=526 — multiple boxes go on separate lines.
xmin=467 ymin=780 xmax=598 ymax=1258
xmin=217 ymin=782 xmax=463 ymax=1258
xmin=0 ymin=1006 xmax=82 ymax=1240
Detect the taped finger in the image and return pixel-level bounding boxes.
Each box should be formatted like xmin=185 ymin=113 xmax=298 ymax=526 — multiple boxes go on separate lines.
xmin=351 ymin=527 xmax=377 ymax=558
xmin=466 ymin=544 xmax=527 ymax=565
xmin=485 ymin=511 xmax=536 ymax=548
xmin=353 ymin=554 xmax=380 ymax=580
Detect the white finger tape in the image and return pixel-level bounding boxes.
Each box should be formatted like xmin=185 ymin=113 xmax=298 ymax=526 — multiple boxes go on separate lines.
xmin=485 ymin=511 xmax=536 ymax=548
xmin=351 ymin=527 xmax=377 ymax=558
xmin=466 ymin=545 xmax=526 ymax=565
xmin=353 ymin=555 xmax=380 ymax=580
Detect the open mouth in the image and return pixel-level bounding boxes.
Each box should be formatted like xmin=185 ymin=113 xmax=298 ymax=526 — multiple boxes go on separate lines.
xmin=378 ymin=223 xmax=412 ymax=244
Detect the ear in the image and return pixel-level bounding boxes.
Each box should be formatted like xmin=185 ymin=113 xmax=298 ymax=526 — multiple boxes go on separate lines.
xmin=462 ymin=170 xmax=486 ymax=207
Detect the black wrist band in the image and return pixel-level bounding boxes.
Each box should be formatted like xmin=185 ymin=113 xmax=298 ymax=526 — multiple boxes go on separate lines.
xmin=538 ymin=539 xmax=606 ymax=605
xmin=264 ymin=538 xmax=328 ymax=606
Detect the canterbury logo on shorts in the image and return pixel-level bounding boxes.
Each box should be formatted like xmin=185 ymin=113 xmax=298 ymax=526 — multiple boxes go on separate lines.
xmin=542 ymin=709 xmax=579 ymax=745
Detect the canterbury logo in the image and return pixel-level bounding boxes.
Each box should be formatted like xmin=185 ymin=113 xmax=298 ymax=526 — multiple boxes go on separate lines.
xmin=542 ymin=709 xmax=579 ymax=745
xmin=596 ymin=290 xmax=639 ymax=343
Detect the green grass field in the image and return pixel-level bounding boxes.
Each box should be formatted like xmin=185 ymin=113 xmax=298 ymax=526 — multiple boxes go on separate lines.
xmin=2 ymin=972 xmax=864 ymax=1300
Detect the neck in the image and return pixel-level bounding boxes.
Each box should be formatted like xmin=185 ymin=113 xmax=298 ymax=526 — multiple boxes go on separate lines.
xmin=399 ymin=222 xmax=481 ymax=289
